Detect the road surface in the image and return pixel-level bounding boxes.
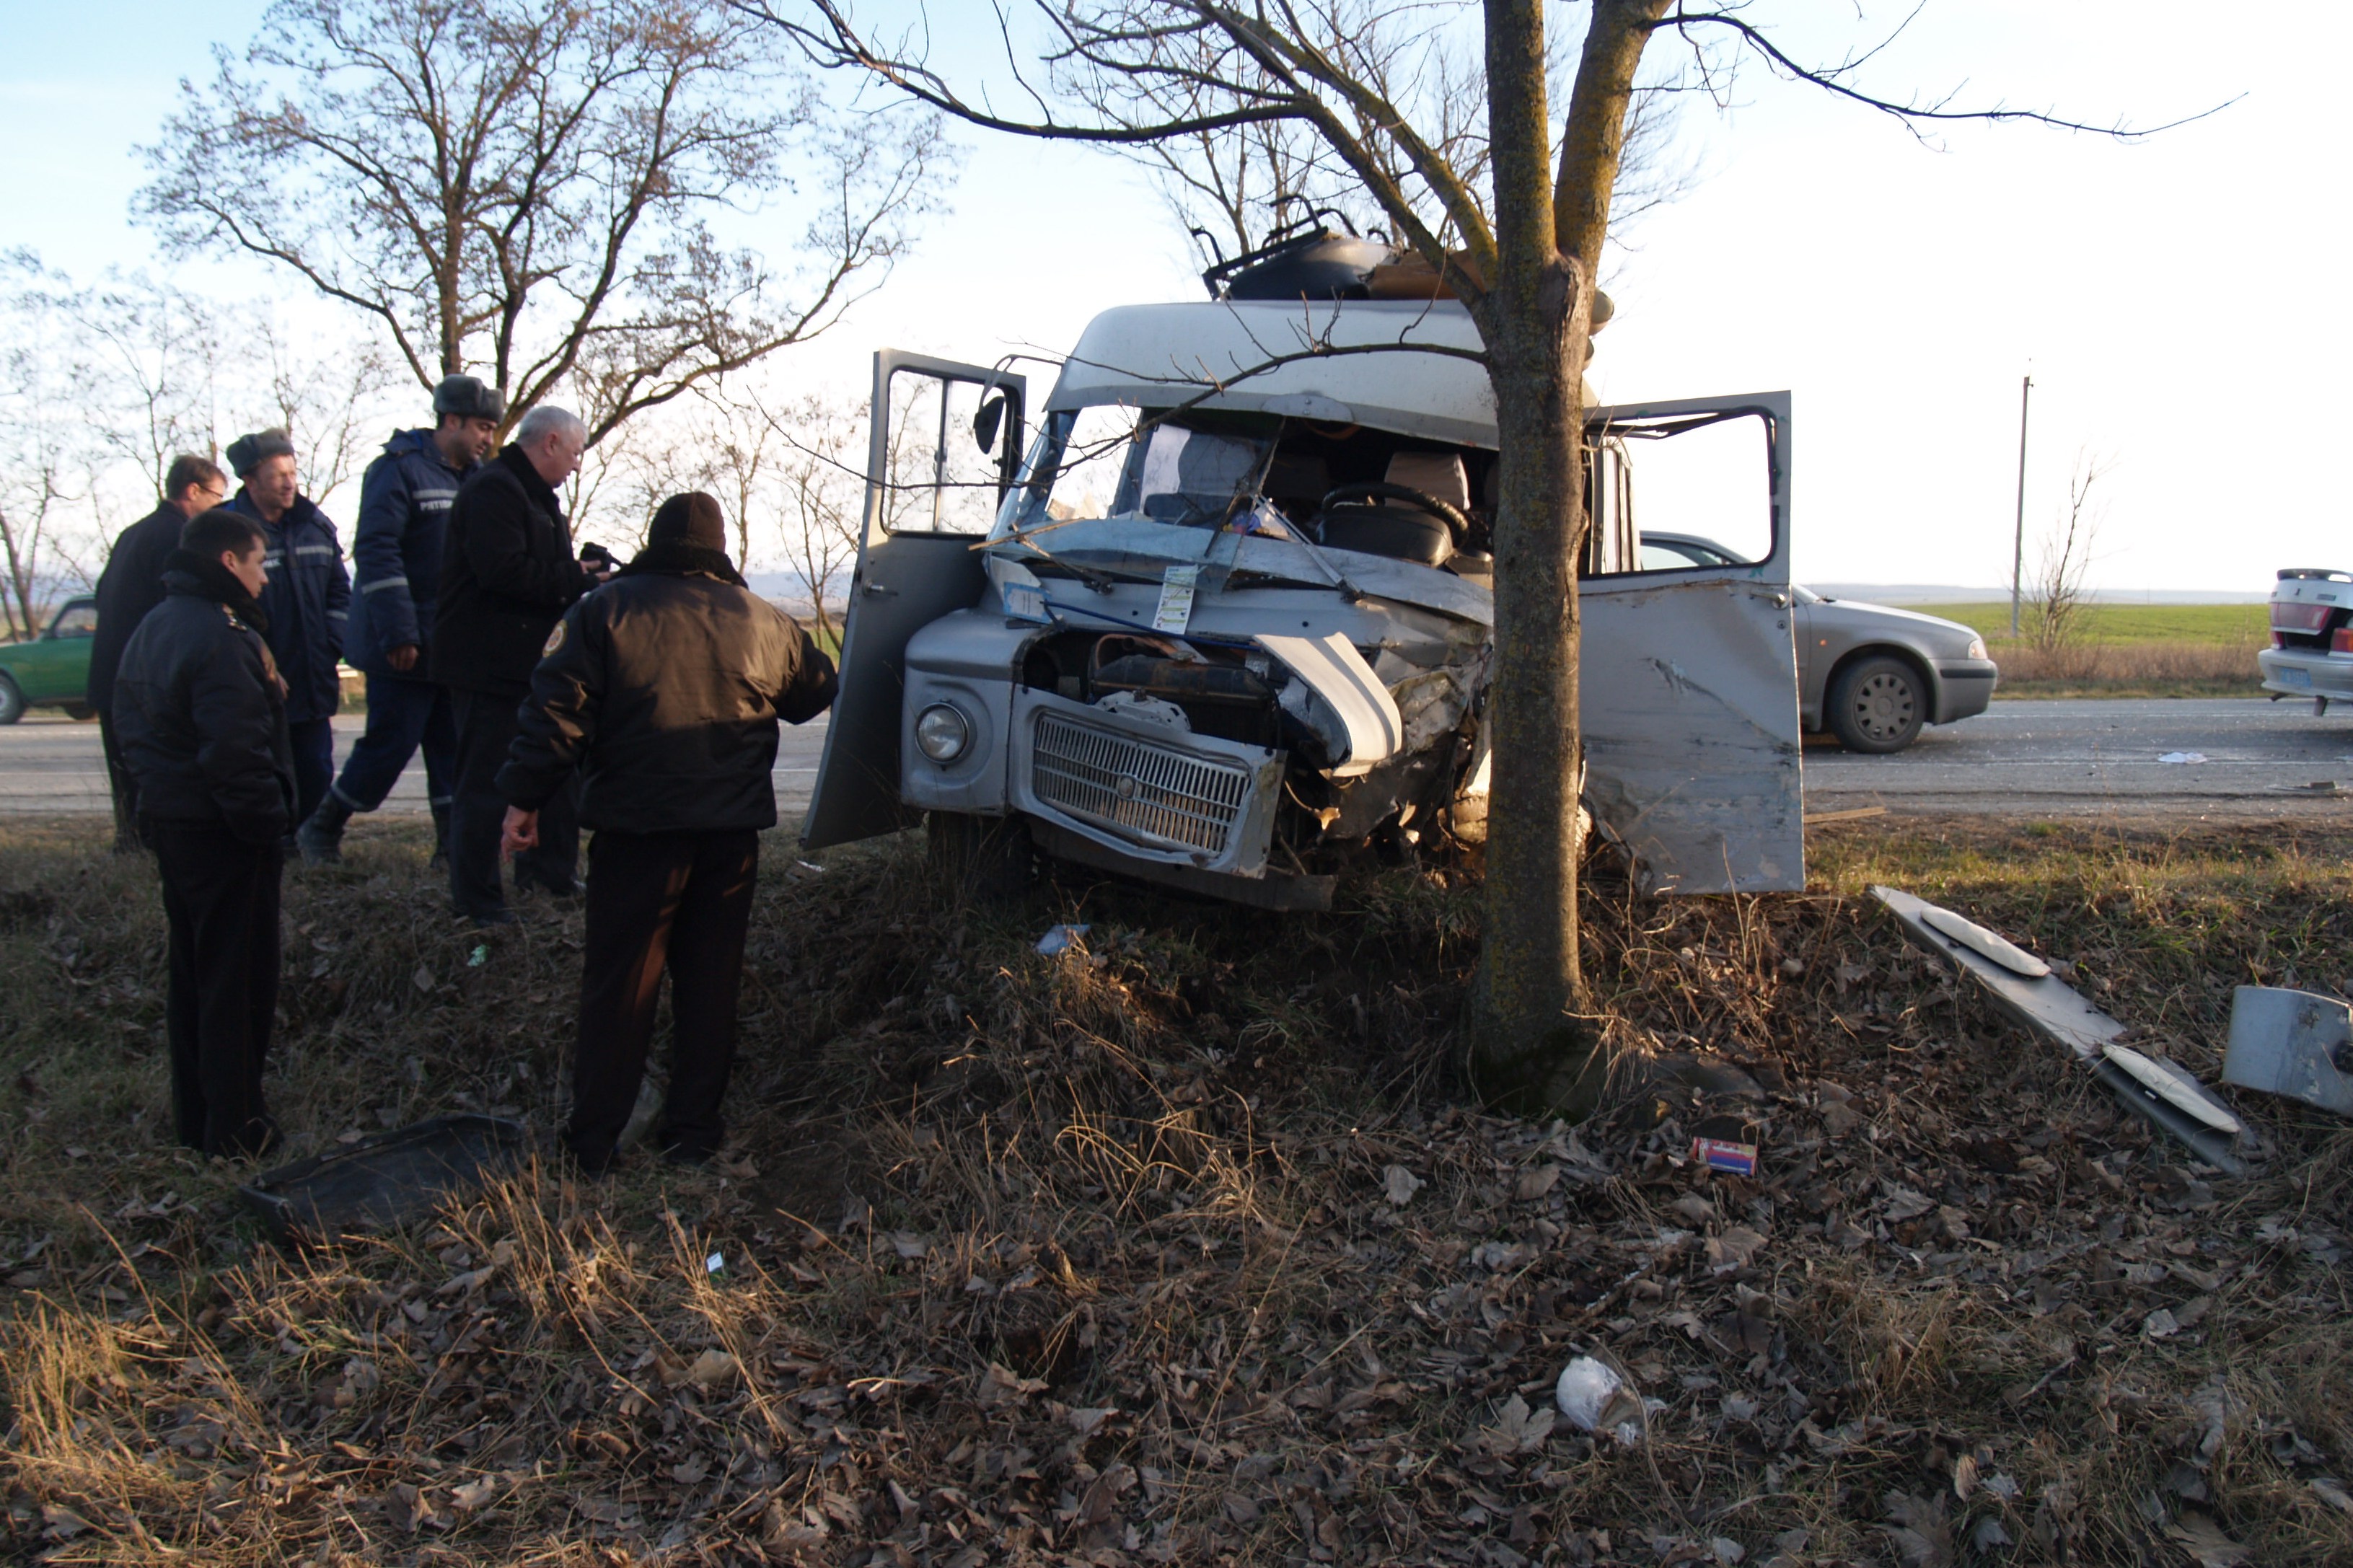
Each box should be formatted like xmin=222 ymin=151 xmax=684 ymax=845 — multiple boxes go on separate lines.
xmin=1801 ymin=697 xmax=2353 ymax=819
xmin=6 ymin=698 xmax=2350 ymax=824
xmin=0 ymin=711 xmax=832 ymax=821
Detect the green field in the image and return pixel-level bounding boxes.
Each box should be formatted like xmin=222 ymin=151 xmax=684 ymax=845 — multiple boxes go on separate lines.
xmin=1896 ymin=601 xmax=2269 ymax=697
xmin=1906 ymin=601 xmax=2268 ymax=647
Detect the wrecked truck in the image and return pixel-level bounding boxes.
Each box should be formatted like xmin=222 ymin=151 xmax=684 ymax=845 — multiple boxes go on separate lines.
xmin=800 ymin=295 xmax=1806 ymax=908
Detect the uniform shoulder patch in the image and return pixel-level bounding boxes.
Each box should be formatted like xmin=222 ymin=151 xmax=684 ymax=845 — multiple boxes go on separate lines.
xmin=543 ymin=620 xmax=567 ymax=657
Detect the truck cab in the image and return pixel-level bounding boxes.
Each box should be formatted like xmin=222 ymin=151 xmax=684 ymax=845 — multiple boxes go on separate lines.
xmin=802 ymin=296 xmax=1806 ymax=906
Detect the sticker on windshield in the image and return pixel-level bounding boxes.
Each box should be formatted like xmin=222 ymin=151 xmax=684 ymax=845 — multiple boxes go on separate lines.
xmin=1003 ymin=582 xmax=1047 ymax=622
xmin=1151 ymin=564 xmax=1198 ymax=634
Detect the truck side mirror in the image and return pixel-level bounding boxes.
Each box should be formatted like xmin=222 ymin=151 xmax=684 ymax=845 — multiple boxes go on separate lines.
xmin=972 ymin=393 xmax=1006 ymax=455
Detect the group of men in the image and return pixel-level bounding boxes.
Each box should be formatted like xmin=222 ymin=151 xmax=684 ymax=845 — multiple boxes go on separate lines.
xmin=90 ymin=378 xmax=839 ymax=1172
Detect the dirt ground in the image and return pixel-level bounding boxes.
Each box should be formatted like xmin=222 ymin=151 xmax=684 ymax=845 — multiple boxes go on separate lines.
xmin=1 ymin=812 xmax=2349 ymax=1566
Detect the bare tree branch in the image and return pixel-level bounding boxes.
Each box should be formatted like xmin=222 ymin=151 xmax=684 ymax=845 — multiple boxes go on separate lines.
xmin=1661 ymin=6 xmax=2241 ymax=141
xmin=140 ymin=0 xmax=952 ymax=444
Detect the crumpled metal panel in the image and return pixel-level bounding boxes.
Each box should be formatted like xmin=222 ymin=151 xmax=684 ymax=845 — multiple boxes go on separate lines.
xmin=1579 ymin=576 xmax=1806 ymax=893
xmin=2224 ymin=986 xmax=2353 ymax=1115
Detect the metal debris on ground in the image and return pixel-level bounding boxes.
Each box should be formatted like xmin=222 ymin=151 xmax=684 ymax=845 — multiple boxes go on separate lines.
xmin=2222 ymin=985 xmax=2353 ymax=1116
xmin=237 ymin=1114 xmax=529 ymax=1246
xmin=1871 ymin=885 xmax=2253 ymax=1175
xmin=1801 ymin=805 xmax=1887 ymax=826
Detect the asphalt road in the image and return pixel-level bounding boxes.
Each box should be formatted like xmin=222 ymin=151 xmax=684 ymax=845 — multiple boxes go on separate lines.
xmin=1802 ymin=697 xmax=2353 ymax=819
xmin=4 ymin=698 xmax=2349 ymax=825
xmin=0 ymin=710 xmax=832 ymax=822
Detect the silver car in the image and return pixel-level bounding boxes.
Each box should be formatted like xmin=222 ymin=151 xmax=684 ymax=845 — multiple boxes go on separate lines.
xmin=1645 ymin=533 xmax=1999 ymax=752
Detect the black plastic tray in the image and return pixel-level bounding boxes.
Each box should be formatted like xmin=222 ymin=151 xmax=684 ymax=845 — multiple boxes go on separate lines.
xmin=238 ymin=1114 xmax=530 ymax=1246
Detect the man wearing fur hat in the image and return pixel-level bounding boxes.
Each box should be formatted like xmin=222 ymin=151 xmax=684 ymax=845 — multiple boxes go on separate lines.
xmin=496 ymin=493 xmax=837 ymax=1174
xmin=226 ymin=428 xmax=351 ymax=830
xmin=296 ymin=376 xmax=504 ymax=866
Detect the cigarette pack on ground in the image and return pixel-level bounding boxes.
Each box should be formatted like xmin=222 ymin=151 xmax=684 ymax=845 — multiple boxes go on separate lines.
xmin=1692 ymin=1137 xmax=1759 ymax=1176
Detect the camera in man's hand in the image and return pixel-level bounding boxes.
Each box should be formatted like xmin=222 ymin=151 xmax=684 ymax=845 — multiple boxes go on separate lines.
xmin=579 ymin=541 xmax=615 ymax=581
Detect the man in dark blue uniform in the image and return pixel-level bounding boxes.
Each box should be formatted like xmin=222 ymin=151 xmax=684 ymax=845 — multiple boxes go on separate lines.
xmin=296 ymin=376 xmax=503 ymax=866
xmin=226 ymin=428 xmax=351 ymax=829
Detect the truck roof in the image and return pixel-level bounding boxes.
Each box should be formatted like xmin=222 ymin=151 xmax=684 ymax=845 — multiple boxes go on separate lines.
xmin=1047 ymin=299 xmax=1502 ymax=448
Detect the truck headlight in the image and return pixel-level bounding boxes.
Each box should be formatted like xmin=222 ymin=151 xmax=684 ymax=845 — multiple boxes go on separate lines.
xmin=1966 ymin=638 xmax=1988 ymax=661
xmin=915 ymin=702 xmax=972 ymax=762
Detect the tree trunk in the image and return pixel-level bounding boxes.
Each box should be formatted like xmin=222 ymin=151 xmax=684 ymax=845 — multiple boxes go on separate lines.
xmin=1464 ymin=0 xmax=1663 ymax=1116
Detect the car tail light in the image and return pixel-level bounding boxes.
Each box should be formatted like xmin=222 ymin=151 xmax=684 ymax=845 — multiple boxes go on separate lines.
xmin=2332 ymin=627 xmax=2353 ymax=656
xmin=2274 ymin=602 xmax=2331 ymax=633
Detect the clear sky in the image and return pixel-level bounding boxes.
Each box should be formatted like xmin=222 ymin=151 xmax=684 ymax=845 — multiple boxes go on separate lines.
xmin=3 ymin=1 xmax=2341 ymax=595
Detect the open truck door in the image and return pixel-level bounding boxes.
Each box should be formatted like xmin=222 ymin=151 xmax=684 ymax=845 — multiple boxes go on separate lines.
xmin=1578 ymin=391 xmax=1804 ymax=894
xmin=801 ymin=351 xmax=1026 ymax=850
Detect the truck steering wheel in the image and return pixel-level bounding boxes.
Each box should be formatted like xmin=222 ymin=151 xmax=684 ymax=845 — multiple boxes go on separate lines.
xmin=1318 ymin=481 xmax=1471 ymax=547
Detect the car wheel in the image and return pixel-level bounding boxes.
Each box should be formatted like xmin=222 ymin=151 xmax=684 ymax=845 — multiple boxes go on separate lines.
xmin=0 ymin=674 xmax=23 ymax=726
xmin=1828 ymin=654 xmax=1926 ymax=754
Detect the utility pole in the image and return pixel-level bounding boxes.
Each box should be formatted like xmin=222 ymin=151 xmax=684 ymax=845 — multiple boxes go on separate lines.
xmin=2010 ymin=374 xmax=2032 ymax=639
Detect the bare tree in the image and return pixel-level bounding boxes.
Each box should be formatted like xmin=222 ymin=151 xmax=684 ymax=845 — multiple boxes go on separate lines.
xmin=2030 ymin=449 xmax=2110 ymax=657
xmin=139 ymin=0 xmax=953 ymax=445
xmin=758 ymin=392 xmax=866 ymax=643
xmin=55 ymin=272 xmax=225 ymax=498
xmin=240 ymin=318 xmax=401 ymax=511
xmin=0 ymin=450 xmax=72 ymax=640
xmin=753 ymin=0 xmax=2225 ymax=1111
xmin=0 ymin=257 xmax=92 ymax=633
xmin=1061 ymin=2 xmax=1690 ymax=276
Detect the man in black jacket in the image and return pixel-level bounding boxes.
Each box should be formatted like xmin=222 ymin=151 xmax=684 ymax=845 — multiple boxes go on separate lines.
xmin=432 ymin=404 xmax=604 ymax=924
xmin=87 ymin=454 xmax=229 ymax=852
xmin=497 ymin=493 xmax=837 ymax=1173
xmin=113 ymin=508 xmax=297 ymax=1160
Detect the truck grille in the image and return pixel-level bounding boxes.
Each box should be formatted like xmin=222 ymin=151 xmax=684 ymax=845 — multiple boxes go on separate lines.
xmin=1030 ymin=712 xmax=1252 ymax=854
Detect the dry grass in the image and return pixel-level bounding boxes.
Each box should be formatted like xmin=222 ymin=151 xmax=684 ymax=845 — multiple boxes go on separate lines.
xmin=1 ymin=814 xmax=2349 ymax=1564
xmin=1989 ymin=641 xmax=2262 ymax=699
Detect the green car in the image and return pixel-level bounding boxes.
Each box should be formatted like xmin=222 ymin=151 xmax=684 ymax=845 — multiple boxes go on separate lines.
xmin=0 ymin=596 xmax=99 ymax=724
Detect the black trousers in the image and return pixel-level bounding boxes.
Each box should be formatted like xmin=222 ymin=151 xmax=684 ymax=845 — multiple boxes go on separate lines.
xmin=98 ymin=708 xmax=141 ymax=850
xmin=448 ymin=687 xmax=579 ymax=917
xmin=148 ymin=821 xmax=282 ymax=1157
xmin=566 ymin=829 xmax=759 ymax=1170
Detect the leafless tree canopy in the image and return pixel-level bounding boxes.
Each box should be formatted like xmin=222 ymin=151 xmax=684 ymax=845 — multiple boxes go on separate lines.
xmin=139 ymin=0 xmax=954 ymax=444
xmin=1053 ymin=2 xmax=1689 ymax=276
xmin=0 ymin=252 xmax=402 ymax=621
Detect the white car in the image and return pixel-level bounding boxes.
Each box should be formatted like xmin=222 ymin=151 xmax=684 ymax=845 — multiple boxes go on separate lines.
xmin=2259 ymin=568 xmax=2353 ymax=713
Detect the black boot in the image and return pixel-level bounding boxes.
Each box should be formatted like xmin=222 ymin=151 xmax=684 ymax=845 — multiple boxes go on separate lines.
xmin=428 ymin=803 xmax=451 ymax=871
xmin=297 ymin=795 xmax=353 ymax=866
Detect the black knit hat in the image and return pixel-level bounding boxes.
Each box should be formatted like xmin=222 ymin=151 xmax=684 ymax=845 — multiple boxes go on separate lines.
xmin=224 ymin=428 xmax=294 ymax=479
xmin=433 ymin=374 xmax=506 ymax=422
xmin=648 ymin=492 xmax=727 ymax=551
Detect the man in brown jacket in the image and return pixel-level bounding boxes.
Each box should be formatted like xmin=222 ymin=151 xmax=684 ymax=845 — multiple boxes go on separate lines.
xmin=497 ymin=493 xmax=835 ymax=1173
